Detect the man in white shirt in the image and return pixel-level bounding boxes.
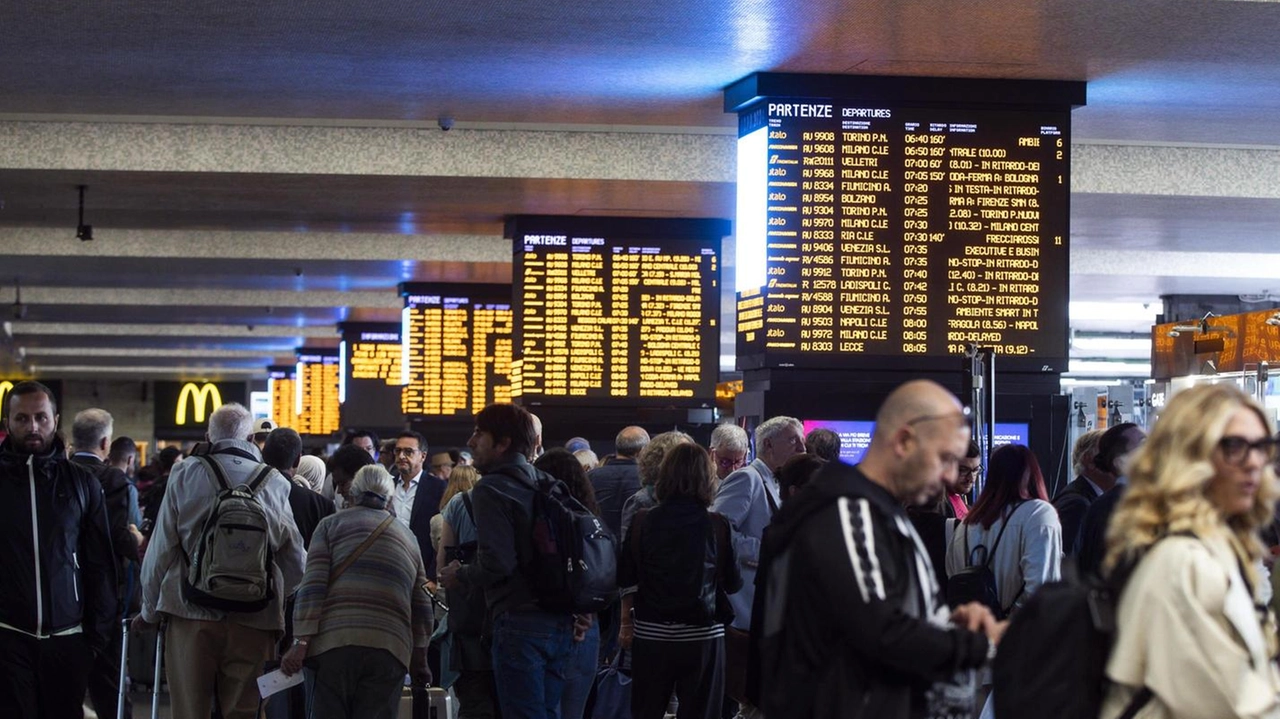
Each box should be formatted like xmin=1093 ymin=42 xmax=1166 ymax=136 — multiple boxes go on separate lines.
xmin=394 ymin=431 xmax=445 ymax=581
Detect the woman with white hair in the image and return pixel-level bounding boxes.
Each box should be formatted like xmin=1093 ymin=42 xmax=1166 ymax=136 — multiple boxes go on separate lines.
xmin=282 ymin=464 xmax=434 ymax=718
xmin=1100 ymin=383 xmax=1280 ymax=718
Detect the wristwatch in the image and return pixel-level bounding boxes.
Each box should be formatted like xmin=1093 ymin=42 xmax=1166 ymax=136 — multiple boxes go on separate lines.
xmin=292 ymin=638 xmax=309 ymax=649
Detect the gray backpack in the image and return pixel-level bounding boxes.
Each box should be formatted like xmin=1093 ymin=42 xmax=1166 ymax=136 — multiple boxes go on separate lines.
xmin=181 ymin=455 xmax=276 ymax=612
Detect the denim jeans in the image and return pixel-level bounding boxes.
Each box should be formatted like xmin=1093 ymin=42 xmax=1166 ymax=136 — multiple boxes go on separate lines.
xmin=561 ymin=620 xmax=601 ymax=719
xmin=491 ymin=610 xmax=576 ymax=719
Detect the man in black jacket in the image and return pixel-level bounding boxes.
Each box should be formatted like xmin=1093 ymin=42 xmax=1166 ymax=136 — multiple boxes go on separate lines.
xmin=70 ymin=408 xmax=141 ymax=719
xmin=0 ymin=381 xmax=117 ymax=719
xmin=589 ymin=425 xmax=650 ymax=539
xmin=440 ymin=403 xmax=573 ymax=719
xmin=756 ymin=380 xmax=1002 ymax=719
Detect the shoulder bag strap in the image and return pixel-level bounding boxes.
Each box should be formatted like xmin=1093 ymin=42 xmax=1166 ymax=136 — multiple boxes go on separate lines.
xmin=329 ymin=514 xmax=395 ymax=586
xmin=461 ymin=491 xmax=475 ymax=523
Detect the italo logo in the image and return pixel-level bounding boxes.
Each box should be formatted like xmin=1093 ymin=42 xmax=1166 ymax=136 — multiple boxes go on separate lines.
xmin=175 ymin=383 xmax=223 ymax=426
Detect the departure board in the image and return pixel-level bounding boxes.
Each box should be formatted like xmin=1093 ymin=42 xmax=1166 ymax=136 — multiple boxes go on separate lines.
xmin=507 ymin=216 xmax=728 ymax=406
xmin=726 ymin=73 xmax=1084 ymax=372
xmin=295 ymin=349 xmax=341 ymax=436
xmin=400 ymin=283 xmax=514 ymax=417
xmin=267 ymin=366 xmax=296 ymax=430
xmin=339 ymin=323 xmax=405 ymax=429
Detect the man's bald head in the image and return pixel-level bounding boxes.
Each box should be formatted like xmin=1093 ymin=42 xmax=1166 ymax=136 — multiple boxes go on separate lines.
xmin=873 ymin=380 xmax=965 ymax=443
xmin=615 ymin=426 xmax=651 ymax=458
xmin=862 ymin=380 xmax=969 ymax=505
xmin=528 ymin=413 xmax=544 ymax=460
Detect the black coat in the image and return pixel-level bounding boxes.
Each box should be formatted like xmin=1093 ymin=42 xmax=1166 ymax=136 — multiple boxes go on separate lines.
xmin=1052 ymin=476 xmax=1101 ymax=556
xmin=408 ymin=472 xmax=446 ymax=580
xmin=589 ymin=458 xmax=640 ymax=540
xmin=756 ymin=463 xmax=989 ymax=719
xmin=0 ymin=436 xmax=118 ymax=652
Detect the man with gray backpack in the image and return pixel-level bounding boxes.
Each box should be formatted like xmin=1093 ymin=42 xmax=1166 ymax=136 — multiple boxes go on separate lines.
xmin=135 ymin=402 xmax=305 ymax=719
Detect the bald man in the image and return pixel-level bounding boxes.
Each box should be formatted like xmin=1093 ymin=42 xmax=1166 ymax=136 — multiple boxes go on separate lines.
xmin=753 ymin=380 xmax=1003 ymax=719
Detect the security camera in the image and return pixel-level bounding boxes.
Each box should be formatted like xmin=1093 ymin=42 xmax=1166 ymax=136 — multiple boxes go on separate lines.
xmin=438 ymin=116 xmax=454 ymax=132
xmin=12 ymin=302 xmax=26 ymax=320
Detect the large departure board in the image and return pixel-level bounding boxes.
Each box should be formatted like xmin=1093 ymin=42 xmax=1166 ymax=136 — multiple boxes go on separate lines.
xmin=726 ymin=73 xmax=1085 ymax=372
xmin=400 ymin=283 xmax=514 ymax=418
xmin=295 ymin=349 xmax=341 ymax=436
xmin=339 ymin=323 xmax=405 ymax=429
xmin=267 ymin=366 xmax=296 ymax=430
xmin=507 ymin=216 xmax=728 ymax=406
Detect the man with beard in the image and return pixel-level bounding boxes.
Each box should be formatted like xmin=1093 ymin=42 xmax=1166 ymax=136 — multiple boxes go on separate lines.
xmin=0 ymin=381 xmax=117 ymax=719
xmin=755 ymin=380 xmax=1003 ymax=719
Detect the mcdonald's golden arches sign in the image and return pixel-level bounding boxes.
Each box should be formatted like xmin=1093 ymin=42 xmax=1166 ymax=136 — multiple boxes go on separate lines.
xmin=154 ymin=381 xmax=247 ymax=436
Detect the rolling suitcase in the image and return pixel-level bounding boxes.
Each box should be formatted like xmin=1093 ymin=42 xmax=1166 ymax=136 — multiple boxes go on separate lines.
xmin=399 ymin=684 xmax=454 ymax=719
xmin=119 ymin=617 xmax=166 ymax=719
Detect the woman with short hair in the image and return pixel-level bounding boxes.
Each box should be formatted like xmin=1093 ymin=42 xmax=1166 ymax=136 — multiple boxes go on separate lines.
xmin=1100 ymin=384 xmax=1280 ymax=718
xmin=282 ymin=464 xmax=433 ymax=719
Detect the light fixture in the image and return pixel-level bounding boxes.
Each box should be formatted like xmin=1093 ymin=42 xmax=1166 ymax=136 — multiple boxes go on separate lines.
xmin=1166 ymin=324 xmax=1200 ymax=338
xmin=75 ymin=185 xmax=93 ymax=241
xmin=1266 ymin=312 xmax=1280 ymax=327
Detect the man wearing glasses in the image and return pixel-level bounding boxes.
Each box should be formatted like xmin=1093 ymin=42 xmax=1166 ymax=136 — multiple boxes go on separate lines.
xmin=709 ymin=423 xmax=750 ymax=482
xmin=394 ymin=431 xmax=446 ymax=582
xmin=754 ymin=380 xmax=1003 ymax=719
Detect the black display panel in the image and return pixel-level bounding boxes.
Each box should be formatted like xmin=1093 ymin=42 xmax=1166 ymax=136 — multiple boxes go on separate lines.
xmin=399 ymin=283 xmax=514 ymax=418
xmin=295 ymin=348 xmax=341 ymax=436
xmin=339 ymin=322 xmax=405 ymax=430
xmin=727 ymin=74 xmax=1084 ymax=373
xmin=507 ymin=216 xmax=728 ymax=406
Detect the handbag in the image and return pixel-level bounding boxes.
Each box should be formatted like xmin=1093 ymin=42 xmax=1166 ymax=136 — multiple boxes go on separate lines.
xmin=589 ymin=649 xmax=632 ymax=719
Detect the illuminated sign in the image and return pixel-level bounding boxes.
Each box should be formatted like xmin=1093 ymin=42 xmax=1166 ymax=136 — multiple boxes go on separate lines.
xmin=267 ymin=366 xmax=297 ymax=430
xmin=400 ymin=283 xmax=514 ymax=417
xmin=726 ymin=73 xmax=1083 ymax=373
xmin=295 ymin=349 xmax=341 ymax=436
xmin=339 ymin=322 xmax=406 ymax=428
xmin=153 ymin=381 xmax=246 ymax=437
xmin=174 ymin=382 xmax=223 ymax=426
xmin=0 ymin=381 xmax=12 ymax=413
xmin=507 ymin=216 xmax=728 ymax=406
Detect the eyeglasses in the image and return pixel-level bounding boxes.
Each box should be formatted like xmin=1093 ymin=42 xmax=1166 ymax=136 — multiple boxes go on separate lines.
xmin=905 ymin=405 xmax=973 ymax=428
xmin=715 ymin=455 xmax=747 ymax=471
xmin=393 ymin=447 xmax=421 ymax=457
xmin=958 ymin=464 xmax=983 ymax=476
xmin=1218 ymin=435 xmax=1280 ymax=465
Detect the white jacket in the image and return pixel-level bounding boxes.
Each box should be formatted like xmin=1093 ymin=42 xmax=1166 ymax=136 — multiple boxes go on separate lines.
xmin=1101 ymin=533 xmax=1280 ymax=719
xmin=139 ymin=439 xmax=305 ymax=631
xmin=944 ymin=498 xmax=1061 ymax=615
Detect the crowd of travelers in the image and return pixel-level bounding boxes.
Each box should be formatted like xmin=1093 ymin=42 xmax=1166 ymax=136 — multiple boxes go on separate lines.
xmin=3 ymin=376 xmax=1280 ymax=719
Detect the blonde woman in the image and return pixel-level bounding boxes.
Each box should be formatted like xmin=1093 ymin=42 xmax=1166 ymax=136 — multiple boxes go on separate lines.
xmin=1101 ymin=383 xmax=1280 ymax=719
xmin=431 ymin=465 xmax=480 ymax=558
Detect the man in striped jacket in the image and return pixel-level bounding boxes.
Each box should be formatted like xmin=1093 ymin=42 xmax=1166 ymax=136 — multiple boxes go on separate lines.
xmin=755 ymin=380 xmax=1005 ymax=719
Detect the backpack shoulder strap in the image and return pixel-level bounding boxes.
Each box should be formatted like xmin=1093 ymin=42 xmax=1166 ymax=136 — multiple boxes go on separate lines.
xmin=984 ymin=500 xmax=1027 ymax=567
xmin=245 ymin=464 xmax=274 ymax=494
xmin=195 ymin=455 xmax=231 ymax=492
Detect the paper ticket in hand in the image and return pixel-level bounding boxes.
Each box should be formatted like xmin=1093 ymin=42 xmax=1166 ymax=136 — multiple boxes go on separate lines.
xmin=258 ymin=668 xmax=305 ymax=698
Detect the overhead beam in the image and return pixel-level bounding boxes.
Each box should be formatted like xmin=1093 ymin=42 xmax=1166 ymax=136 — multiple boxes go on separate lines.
xmin=8 ymin=322 xmax=338 ymax=338
xmin=0 ymin=228 xmax=511 ymax=261
xmin=12 ymin=288 xmax=400 ymax=309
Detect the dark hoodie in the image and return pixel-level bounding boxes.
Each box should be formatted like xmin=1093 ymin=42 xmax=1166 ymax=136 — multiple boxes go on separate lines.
xmin=754 ymin=462 xmax=989 ymax=719
xmin=0 ymin=435 xmax=117 ymax=652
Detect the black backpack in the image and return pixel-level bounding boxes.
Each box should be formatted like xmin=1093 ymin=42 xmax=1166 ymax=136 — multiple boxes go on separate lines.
xmin=946 ymin=502 xmax=1027 ymax=617
xmin=499 ymin=466 xmax=618 ymax=614
xmin=992 ymin=560 xmax=1152 ymax=719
